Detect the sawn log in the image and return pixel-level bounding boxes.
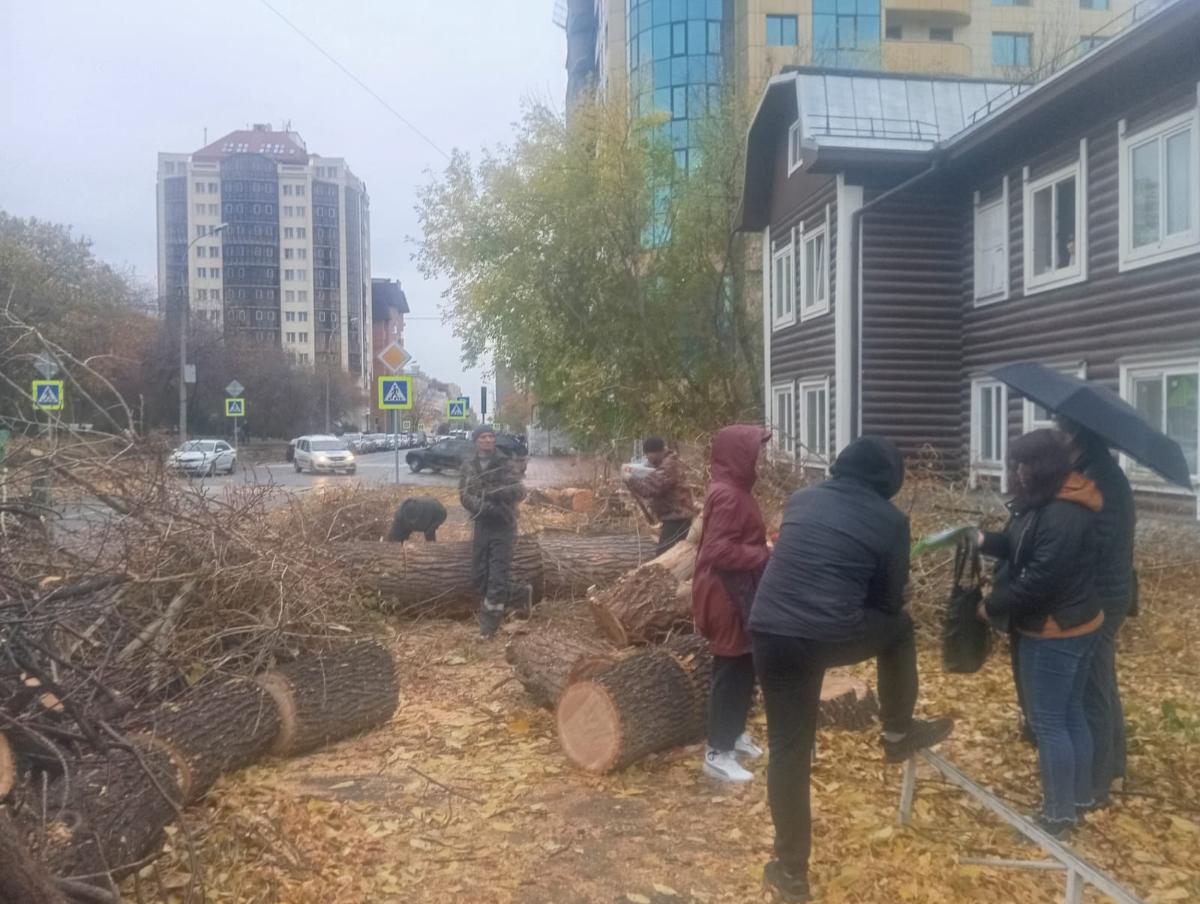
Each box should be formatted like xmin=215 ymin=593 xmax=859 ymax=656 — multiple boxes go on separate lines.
xmin=537 ymin=533 xmax=654 ymax=598
xmin=589 ymin=537 xmax=697 ymax=646
xmin=504 ymin=628 xmax=621 ymax=709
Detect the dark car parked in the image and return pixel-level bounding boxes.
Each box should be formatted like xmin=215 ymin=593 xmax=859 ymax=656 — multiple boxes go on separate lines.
xmin=405 ymin=433 xmax=528 ymax=474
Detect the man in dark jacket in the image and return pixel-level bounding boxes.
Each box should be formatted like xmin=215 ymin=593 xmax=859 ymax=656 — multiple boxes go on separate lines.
xmin=749 ymin=437 xmax=953 ymax=901
xmin=1060 ymin=419 xmax=1136 ymax=801
xmin=386 ymin=495 xmax=447 ymax=543
xmin=624 ymin=437 xmax=697 ymax=557
xmin=460 ymin=425 xmax=530 ymax=638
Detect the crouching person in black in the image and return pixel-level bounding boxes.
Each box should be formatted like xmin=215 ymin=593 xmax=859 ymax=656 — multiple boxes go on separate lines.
xmin=386 ymin=495 xmax=447 ymax=543
xmin=749 ymin=437 xmax=953 ymax=901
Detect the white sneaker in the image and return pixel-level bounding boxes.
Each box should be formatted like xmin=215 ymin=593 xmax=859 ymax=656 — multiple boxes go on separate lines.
xmin=704 ymin=746 xmax=754 ymax=783
xmin=735 ymin=732 xmax=764 ymax=760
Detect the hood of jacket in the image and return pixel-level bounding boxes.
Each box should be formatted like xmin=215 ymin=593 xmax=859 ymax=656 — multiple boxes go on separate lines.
xmin=830 ymin=436 xmax=905 ymax=499
xmin=1057 ymin=472 xmax=1104 ymax=512
xmin=710 ymin=424 xmax=769 ymax=491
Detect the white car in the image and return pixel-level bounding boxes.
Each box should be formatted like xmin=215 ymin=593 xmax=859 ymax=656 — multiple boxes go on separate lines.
xmin=293 ymin=435 xmax=357 ymax=474
xmin=168 ymin=439 xmax=237 ymax=477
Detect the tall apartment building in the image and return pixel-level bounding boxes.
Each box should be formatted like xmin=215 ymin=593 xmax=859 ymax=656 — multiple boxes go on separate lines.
xmin=564 ymin=0 xmax=1136 ymax=163
xmin=155 ymin=124 xmax=372 ymax=383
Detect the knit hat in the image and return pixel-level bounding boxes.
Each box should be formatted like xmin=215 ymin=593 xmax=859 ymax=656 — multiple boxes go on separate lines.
xmin=471 ymin=424 xmax=496 ymax=441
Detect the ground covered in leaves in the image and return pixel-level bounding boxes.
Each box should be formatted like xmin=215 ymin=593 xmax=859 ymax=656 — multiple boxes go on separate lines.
xmin=136 ymin=483 xmax=1199 ymax=904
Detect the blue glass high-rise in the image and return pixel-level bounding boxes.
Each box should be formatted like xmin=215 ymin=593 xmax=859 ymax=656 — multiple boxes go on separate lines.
xmin=628 ymin=0 xmax=730 ymax=172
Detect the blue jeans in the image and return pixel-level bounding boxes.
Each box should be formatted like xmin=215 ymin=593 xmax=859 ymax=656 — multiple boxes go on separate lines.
xmin=1019 ymin=631 xmax=1099 ymax=823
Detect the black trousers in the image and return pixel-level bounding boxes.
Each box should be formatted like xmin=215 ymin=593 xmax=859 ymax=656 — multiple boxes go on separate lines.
xmin=708 ymin=653 xmax=756 ymax=751
xmin=472 ymin=522 xmax=518 ymax=607
xmin=752 ymin=611 xmax=918 ymax=875
xmin=657 ymin=518 xmax=693 ymax=558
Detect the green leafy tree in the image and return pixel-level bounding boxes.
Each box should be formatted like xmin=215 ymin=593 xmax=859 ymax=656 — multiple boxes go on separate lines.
xmin=416 ymin=97 xmax=760 ymax=448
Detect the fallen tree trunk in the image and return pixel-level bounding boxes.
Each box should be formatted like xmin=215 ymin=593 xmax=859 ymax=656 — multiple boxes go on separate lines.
xmin=589 ymin=539 xmax=697 ymax=645
xmin=124 ymin=680 xmax=281 ymax=802
xmin=257 ymin=640 xmax=400 ymax=757
xmin=538 ymin=533 xmax=654 ymax=599
xmin=38 ymin=736 xmax=183 ymax=883
xmin=504 ymin=629 xmax=621 ymax=709
xmin=338 ymin=537 xmax=544 ymax=617
xmin=0 ymin=808 xmax=68 ymax=904
xmin=556 ymin=635 xmax=878 ymax=774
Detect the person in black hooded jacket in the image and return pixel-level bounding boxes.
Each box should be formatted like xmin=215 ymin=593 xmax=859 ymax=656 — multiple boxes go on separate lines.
xmin=748 ymin=437 xmax=953 ymax=902
xmin=1058 ymin=418 xmax=1136 ymax=803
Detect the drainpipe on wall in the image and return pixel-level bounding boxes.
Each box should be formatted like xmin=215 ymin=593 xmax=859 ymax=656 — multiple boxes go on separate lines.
xmin=846 ymin=157 xmax=944 ymax=443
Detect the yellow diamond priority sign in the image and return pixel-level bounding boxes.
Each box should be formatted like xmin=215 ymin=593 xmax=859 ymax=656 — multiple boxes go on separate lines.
xmin=377 ymin=341 xmax=411 ymax=374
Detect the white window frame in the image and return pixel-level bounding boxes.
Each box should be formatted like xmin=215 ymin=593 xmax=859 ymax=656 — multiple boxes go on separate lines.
xmin=970 ymin=378 xmax=1008 ymax=491
xmin=787 ymin=120 xmax=802 ymax=175
xmin=771 ymin=232 xmax=796 ymax=331
xmin=797 ymin=377 xmax=831 ymax=467
xmin=1117 ymin=103 xmax=1200 ymax=272
xmin=1118 ymin=355 xmax=1200 ymax=494
xmin=771 ymin=381 xmax=796 ymax=458
xmin=973 ymin=178 xmax=1009 ymax=305
xmin=1022 ymin=146 xmax=1088 ymax=296
xmin=799 ymin=215 xmax=830 ymax=322
xmin=1022 ymin=362 xmax=1088 ymax=433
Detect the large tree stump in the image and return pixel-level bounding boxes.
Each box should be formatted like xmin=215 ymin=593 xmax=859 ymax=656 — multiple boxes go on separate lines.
xmin=504 ymin=629 xmax=621 ymax=709
xmin=589 ymin=539 xmax=697 ymax=645
xmin=0 ymin=808 xmax=67 ymax=904
xmin=556 ymin=648 xmax=699 ymax=774
xmin=38 ymin=737 xmax=183 ymax=882
xmin=256 ymin=640 xmax=399 ymax=757
xmin=124 ymin=680 xmax=281 ymax=802
xmin=538 ymin=533 xmax=654 ymax=598
xmin=338 ymin=537 xmax=544 ymax=617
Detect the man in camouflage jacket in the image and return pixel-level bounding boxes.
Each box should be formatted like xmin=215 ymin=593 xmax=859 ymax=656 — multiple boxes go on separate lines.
xmin=460 ymin=424 xmax=530 ymax=638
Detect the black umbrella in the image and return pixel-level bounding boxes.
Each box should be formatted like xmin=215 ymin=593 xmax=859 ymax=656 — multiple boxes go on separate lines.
xmin=989 ymin=362 xmax=1194 ymax=490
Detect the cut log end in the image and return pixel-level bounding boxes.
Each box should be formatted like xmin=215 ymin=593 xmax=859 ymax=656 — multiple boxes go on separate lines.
xmin=0 ymin=733 xmax=13 ymax=799
xmin=556 ymin=681 xmax=623 ymax=773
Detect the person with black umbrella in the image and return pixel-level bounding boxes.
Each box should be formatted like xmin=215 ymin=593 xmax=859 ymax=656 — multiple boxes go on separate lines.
xmin=1058 ymin=416 xmax=1136 ymax=804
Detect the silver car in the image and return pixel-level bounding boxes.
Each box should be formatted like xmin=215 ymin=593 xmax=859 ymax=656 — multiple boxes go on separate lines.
xmin=168 ymin=439 xmax=237 ymax=477
xmin=293 ymin=435 xmax=357 ymax=474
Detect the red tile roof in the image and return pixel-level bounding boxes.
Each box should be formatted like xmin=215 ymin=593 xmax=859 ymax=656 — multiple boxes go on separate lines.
xmin=193 ymin=127 xmax=309 ymax=162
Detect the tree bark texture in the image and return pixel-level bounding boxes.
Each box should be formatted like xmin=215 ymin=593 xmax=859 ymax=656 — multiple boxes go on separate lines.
xmin=504 ymin=629 xmax=621 ymax=710
xmin=37 ymin=737 xmax=183 ymax=883
xmin=0 ymin=808 xmax=67 ymax=904
xmin=556 ymin=648 xmax=700 ymax=774
xmin=339 ymin=537 xmax=544 ymax=617
xmin=256 ymin=640 xmax=399 ymax=757
xmin=588 ymin=537 xmax=697 ymax=646
xmin=537 ymin=533 xmax=653 ymax=599
xmin=123 ymin=680 xmax=280 ymax=802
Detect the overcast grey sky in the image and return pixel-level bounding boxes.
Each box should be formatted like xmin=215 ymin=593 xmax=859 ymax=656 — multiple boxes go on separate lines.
xmin=0 ymin=0 xmax=567 ymax=397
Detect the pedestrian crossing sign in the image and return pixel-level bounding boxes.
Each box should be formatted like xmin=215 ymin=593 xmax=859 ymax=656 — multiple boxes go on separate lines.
xmin=447 ymin=399 xmax=467 ymax=420
xmin=225 ymin=398 xmax=246 ymax=417
xmin=378 ymin=375 xmax=413 ymax=410
xmin=32 ymin=380 xmax=64 ymax=411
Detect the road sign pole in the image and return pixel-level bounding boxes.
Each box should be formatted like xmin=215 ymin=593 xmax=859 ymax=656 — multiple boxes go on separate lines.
xmin=233 ymin=416 xmax=240 ymax=456
xmin=393 ymin=409 xmax=400 ymax=485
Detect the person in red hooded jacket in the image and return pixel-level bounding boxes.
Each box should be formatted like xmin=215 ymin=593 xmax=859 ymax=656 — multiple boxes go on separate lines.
xmin=692 ymin=424 xmax=772 ymax=783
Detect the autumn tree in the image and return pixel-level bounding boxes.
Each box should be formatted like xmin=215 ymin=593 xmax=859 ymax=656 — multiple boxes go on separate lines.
xmin=416 ymin=96 xmax=760 ymax=448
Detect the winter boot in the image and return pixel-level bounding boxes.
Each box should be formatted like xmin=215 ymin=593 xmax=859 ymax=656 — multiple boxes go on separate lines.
xmin=881 ymin=717 xmax=954 ymax=763
xmin=763 ymin=861 xmax=810 ymax=902
xmin=478 ymin=599 xmax=504 ymax=639
xmin=703 ymin=746 xmax=753 ymax=783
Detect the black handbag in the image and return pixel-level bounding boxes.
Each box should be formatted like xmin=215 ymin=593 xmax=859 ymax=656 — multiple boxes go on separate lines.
xmin=942 ymin=535 xmax=991 ymax=674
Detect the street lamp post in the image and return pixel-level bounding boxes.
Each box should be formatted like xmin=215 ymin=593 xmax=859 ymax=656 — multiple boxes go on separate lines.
xmin=180 ymin=223 xmax=228 ymax=443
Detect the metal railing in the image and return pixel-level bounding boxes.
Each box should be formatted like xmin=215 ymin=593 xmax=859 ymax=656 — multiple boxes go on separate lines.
xmin=898 ymin=750 xmax=1147 ymax=904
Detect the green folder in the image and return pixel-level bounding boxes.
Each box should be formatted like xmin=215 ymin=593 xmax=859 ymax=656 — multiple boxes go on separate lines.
xmin=911 ymin=524 xmax=976 ymax=559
